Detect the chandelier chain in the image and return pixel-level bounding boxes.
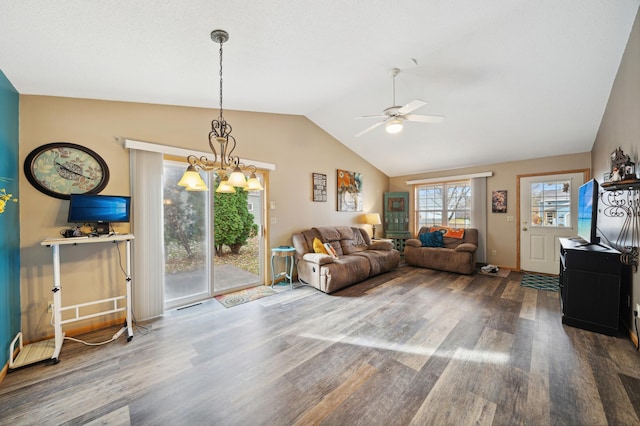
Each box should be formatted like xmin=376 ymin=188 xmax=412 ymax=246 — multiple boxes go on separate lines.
xmin=218 ymin=39 xmax=224 ymax=120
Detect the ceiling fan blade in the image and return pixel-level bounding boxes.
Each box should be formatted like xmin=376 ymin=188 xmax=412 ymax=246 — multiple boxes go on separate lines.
xmin=404 ymin=114 xmax=445 ymax=123
xmin=356 ymin=114 xmax=387 ymax=120
xmin=355 ymin=120 xmax=385 ymax=137
xmin=398 ymin=99 xmax=427 ymax=115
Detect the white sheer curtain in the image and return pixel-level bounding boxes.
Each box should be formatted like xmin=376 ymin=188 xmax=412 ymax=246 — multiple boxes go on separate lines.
xmin=129 ymin=149 xmax=164 ymax=320
xmin=470 ymin=177 xmax=487 ymax=263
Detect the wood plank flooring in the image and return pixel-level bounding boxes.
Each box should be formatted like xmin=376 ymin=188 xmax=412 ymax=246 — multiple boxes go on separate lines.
xmin=2 ymin=265 xmax=640 ymax=425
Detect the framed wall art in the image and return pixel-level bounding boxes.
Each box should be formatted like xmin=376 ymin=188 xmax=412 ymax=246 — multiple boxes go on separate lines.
xmin=337 ymin=169 xmax=363 ymax=212
xmin=312 ymin=172 xmax=327 ymax=202
xmin=492 ymin=190 xmax=507 ymax=213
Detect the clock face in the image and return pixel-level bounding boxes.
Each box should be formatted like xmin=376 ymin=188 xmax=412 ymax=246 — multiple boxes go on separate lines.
xmin=24 ymin=142 xmax=110 ymax=200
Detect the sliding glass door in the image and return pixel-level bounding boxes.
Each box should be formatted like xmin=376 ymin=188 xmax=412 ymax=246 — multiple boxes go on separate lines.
xmin=162 ymin=160 xmax=265 ymax=309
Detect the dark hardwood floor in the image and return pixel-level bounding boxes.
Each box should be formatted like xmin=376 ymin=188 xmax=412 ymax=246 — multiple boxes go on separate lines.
xmin=2 ymin=265 xmax=640 ymax=425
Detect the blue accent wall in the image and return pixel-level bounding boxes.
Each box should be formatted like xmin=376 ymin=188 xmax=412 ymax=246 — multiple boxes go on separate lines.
xmin=0 ymin=69 xmax=20 ymax=368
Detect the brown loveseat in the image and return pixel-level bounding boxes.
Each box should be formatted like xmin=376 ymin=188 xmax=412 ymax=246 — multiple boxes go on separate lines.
xmin=404 ymin=227 xmax=478 ymax=274
xmin=292 ymin=226 xmax=400 ymax=293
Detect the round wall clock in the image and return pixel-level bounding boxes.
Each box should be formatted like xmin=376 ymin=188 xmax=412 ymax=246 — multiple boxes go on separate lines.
xmin=24 ymin=142 xmax=110 ymax=200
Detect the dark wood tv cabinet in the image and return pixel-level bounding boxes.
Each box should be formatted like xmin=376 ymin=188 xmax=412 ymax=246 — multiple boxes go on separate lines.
xmin=558 ymin=238 xmax=622 ymax=336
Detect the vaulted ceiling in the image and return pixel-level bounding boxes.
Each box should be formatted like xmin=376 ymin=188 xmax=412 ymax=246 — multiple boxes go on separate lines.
xmin=1 ymin=1 xmax=638 ymax=176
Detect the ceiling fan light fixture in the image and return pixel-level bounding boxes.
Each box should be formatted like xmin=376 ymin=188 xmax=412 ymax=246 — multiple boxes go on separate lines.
xmin=386 ymin=119 xmax=403 ymax=134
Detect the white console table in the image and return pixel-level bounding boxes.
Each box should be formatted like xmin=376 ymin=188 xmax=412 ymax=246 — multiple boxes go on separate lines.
xmin=40 ymin=234 xmax=135 ymax=363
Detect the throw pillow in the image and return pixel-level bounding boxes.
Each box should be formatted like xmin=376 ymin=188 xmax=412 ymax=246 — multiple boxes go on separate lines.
xmin=313 ymin=237 xmax=328 ymax=254
xmin=324 ymin=242 xmax=339 ymax=258
xmin=419 ymin=231 xmax=444 ymax=247
xmin=429 ymin=226 xmax=465 ymax=239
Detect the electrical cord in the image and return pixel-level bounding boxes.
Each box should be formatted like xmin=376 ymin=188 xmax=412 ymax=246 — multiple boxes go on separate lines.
xmin=132 ymin=311 xmax=150 ymax=336
xmin=46 ymin=238 xmax=149 ymax=345
xmin=49 ymin=310 xmax=125 ymax=346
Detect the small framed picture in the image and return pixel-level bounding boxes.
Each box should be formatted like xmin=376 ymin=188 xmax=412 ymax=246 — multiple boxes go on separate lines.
xmin=312 ymin=173 xmax=327 ymax=202
xmin=625 ymin=163 xmax=636 ymax=180
xmin=492 ymin=190 xmax=507 ymax=213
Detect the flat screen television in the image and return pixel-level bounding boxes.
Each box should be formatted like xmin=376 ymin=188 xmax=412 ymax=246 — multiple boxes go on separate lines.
xmin=68 ymin=194 xmax=131 ymax=234
xmin=576 ymin=179 xmax=599 ymax=245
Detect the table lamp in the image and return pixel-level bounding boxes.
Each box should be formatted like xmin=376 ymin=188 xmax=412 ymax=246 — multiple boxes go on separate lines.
xmin=365 ymin=213 xmax=382 ymax=239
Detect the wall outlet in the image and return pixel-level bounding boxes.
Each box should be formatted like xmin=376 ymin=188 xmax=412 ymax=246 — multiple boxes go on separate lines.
xmin=47 ymin=300 xmax=54 ymax=313
xmin=491 ymin=249 xmax=497 ymax=256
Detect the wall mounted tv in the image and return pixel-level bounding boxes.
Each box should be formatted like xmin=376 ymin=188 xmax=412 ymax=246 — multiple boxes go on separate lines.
xmin=68 ymin=194 xmax=131 ymax=234
xmin=576 ymin=179 xmax=600 ymax=245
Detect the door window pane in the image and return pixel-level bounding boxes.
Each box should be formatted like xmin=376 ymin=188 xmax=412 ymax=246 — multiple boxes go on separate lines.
xmin=530 ymin=179 xmax=571 ymax=227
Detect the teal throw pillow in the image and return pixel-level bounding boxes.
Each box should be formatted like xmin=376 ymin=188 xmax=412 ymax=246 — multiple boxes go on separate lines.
xmin=419 ymin=231 xmax=444 ymax=248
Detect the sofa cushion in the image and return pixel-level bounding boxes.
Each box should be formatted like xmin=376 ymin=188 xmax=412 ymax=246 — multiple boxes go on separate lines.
xmin=420 ymin=231 xmax=444 ymax=247
xmin=352 ymin=249 xmax=401 ymax=276
xmin=314 ymin=227 xmax=344 ymax=255
xmin=368 ymin=240 xmax=393 ymax=250
xmin=336 ymin=226 xmax=355 ymax=240
xmin=314 ymin=227 xmax=341 ymax=242
xmin=300 ymin=228 xmax=322 ymax=254
xmin=341 ymin=227 xmax=369 ymax=255
xmin=313 ymin=237 xmax=328 ymax=254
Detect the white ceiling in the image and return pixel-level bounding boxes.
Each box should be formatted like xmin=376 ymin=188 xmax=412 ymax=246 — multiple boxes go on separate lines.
xmin=1 ymin=1 xmax=638 ymax=176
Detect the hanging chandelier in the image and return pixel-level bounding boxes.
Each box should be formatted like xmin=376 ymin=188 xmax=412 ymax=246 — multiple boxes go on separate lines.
xmin=178 ymin=29 xmax=263 ymax=193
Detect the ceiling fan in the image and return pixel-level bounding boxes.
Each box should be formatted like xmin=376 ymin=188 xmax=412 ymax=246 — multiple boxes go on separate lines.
xmin=355 ymin=68 xmax=444 ymax=137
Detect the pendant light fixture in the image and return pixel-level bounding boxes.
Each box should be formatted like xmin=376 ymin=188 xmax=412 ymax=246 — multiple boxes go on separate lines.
xmin=178 ymin=29 xmax=263 ymax=193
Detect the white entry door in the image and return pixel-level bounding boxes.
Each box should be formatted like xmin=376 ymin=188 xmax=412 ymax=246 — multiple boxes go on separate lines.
xmin=519 ymin=172 xmax=585 ymax=274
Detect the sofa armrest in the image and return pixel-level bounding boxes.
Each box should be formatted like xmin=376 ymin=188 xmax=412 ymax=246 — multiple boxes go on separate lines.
xmin=302 ymin=253 xmax=335 ymax=265
xmin=455 ymin=243 xmax=477 ymax=253
xmin=405 ymin=239 xmax=422 ymax=248
xmin=368 ymin=240 xmax=394 ymax=250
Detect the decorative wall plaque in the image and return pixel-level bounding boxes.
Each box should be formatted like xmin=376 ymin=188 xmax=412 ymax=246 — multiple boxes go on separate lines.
xmin=312 ymin=172 xmax=327 ymax=202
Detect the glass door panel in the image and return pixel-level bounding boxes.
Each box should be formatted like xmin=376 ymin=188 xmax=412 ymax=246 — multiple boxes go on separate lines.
xmin=163 ymin=161 xmax=212 ymax=308
xmin=212 ymin=172 xmax=264 ymax=293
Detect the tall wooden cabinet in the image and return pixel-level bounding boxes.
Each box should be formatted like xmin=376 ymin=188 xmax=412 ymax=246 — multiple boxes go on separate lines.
xmin=559 ymin=238 xmax=623 ymax=336
xmin=383 ymin=192 xmax=411 ymax=253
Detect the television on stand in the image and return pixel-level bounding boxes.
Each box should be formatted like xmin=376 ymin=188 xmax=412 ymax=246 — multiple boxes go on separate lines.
xmin=576 ymin=179 xmax=600 ymax=245
xmin=68 ymin=194 xmax=131 ymax=235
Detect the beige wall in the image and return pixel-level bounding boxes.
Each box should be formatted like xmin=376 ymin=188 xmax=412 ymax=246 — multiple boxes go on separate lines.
xmin=591 ymin=9 xmax=640 ymax=330
xmin=19 ymin=95 xmax=389 ymax=341
xmin=390 ymin=152 xmax=591 ymax=269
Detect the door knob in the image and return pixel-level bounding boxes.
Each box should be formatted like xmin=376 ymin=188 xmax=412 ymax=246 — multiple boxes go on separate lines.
xmin=522 ymin=227 xmax=528 ymax=231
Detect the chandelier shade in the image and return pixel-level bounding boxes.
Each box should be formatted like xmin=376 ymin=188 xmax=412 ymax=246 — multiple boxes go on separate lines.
xmin=179 ymin=29 xmax=263 ymax=192
xmin=245 ymin=171 xmax=264 ymax=191
xmin=215 ymin=176 xmax=236 ymax=193
xmin=177 ymin=165 xmax=208 ymax=191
